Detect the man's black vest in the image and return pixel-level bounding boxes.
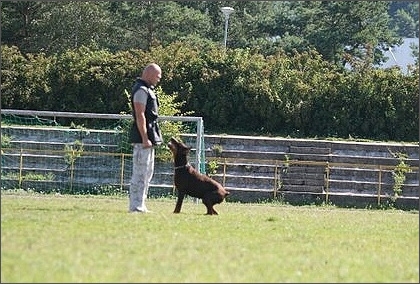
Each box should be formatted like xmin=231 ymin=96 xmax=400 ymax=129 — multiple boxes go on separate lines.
xmin=130 ymin=78 xmax=163 ymax=145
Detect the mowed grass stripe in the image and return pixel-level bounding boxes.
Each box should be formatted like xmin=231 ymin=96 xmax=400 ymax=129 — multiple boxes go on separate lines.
xmin=1 ymin=191 xmax=418 ymax=283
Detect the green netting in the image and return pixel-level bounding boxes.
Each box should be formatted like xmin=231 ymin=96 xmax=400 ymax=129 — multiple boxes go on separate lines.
xmin=1 ymin=112 xmax=127 ymax=129
xmin=1 ymin=111 xmax=205 ymax=195
xmin=1 ymin=113 xmax=60 ymax=127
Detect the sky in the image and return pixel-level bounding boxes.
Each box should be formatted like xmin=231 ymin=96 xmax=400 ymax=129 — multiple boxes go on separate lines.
xmin=378 ymin=37 xmax=418 ymax=75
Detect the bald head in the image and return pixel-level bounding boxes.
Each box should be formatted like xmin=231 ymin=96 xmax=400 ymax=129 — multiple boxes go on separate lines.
xmin=141 ymin=63 xmax=162 ymax=87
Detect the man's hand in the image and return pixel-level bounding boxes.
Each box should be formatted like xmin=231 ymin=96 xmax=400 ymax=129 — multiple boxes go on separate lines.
xmin=142 ymin=140 xmax=153 ymax=148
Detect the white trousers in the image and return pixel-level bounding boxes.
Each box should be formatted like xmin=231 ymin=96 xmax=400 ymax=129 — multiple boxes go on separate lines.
xmin=129 ymin=144 xmax=154 ymax=212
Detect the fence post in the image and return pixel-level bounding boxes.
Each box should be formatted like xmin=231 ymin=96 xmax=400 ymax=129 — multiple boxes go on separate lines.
xmin=324 ymin=161 xmax=330 ymax=204
xmin=222 ymin=158 xmax=227 ymax=187
xmin=377 ymin=165 xmax=382 ymax=206
xmin=19 ymin=148 xmax=23 ymax=188
xmin=120 ymin=153 xmax=125 ymax=192
xmin=274 ymin=160 xmax=279 ymax=198
xmin=69 ymin=149 xmax=75 ymax=192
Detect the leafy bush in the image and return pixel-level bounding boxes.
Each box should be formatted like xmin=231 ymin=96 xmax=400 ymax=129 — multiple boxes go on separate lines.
xmin=1 ymin=43 xmax=418 ymax=141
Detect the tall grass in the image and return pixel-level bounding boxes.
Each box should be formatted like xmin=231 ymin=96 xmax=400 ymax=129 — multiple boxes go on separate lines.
xmin=1 ymin=190 xmax=418 ymax=283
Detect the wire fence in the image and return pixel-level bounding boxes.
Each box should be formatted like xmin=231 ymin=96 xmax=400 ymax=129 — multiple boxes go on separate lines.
xmin=1 ymin=109 xmax=419 ymax=209
xmin=1 ymin=109 xmax=205 ymax=196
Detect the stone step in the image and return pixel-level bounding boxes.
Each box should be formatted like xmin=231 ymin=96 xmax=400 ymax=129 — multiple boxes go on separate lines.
xmin=4 ymin=126 xmax=418 ymax=159
xmin=327 ymin=180 xmax=419 ymax=197
xmin=202 ymin=134 xmax=419 ymax=157
xmin=2 ymin=150 xmax=417 ymax=195
xmin=207 ymin=150 xmax=419 ymax=167
xmin=8 ymin=140 xmax=119 ymax=153
xmin=289 ymin=146 xmax=331 ymax=155
xmin=2 ymin=126 xmax=419 ymax=209
xmin=2 ymin=125 xmax=122 ymax=145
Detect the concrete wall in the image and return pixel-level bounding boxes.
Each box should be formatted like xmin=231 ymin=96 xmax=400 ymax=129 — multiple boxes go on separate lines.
xmin=1 ymin=126 xmax=419 ymax=210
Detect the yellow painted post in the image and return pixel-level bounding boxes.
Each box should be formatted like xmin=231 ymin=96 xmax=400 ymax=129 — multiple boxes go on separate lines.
xmin=223 ymin=158 xmax=227 ymax=186
xmin=325 ymin=162 xmax=330 ymax=204
xmin=120 ymin=153 xmax=125 ymax=192
xmin=18 ymin=148 xmax=23 ymax=188
xmin=274 ymin=160 xmax=278 ymax=198
xmin=70 ymin=149 xmax=74 ymax=192
xmin=377 ymin=165 xmax=382 ymax=206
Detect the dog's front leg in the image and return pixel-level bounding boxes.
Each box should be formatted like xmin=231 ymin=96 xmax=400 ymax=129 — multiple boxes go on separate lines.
xmin=203 ymin=199 xmax=218 ymax=215
xmin=173 ymin=191 xmax=185 ymax=213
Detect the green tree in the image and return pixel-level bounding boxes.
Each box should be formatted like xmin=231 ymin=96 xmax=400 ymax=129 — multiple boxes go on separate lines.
xmin=29 ymin=2 xmax=113 ymax=54
xmin=1 ymin=1 xmax=407 ymax=67
xmin=0 ymin=1 xmax=44 ymax=53
xmin=392 ymin=3 xmax=419 ymax=37
xmin=278 ymin=1 xmax=399 ymax=66
xmin=389 ymin=1 xmax=419 ymax=37
xmin=103 ymin=1 xmax=212 ymax=51
xmin=1 ymin=2 xmax=114 ymax=55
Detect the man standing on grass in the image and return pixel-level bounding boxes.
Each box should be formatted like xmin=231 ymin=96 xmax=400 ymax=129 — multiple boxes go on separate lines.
xmin=128 ymin=63 xmax=163 ymax=213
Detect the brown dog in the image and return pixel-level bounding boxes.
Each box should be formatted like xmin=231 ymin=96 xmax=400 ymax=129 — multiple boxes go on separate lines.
xmin=167 ymin=137 xmax=230 ymax=215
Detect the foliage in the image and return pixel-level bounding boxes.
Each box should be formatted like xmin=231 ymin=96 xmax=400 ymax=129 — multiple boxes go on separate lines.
xmin=2 ymin=0 xmax=418 ymax=143
xmin=391 ymin=152 xmax=413 ymax=200
xmin=63 ymin=140 xmax=84 ymax=166
xmin=1 ymin=134 xmax=12 ymax=148
xmin=1 ymin=42 xmax=418 ymax=142
xmin=0 ymin=45 xmax=52 ymax=110
xmin=206 ymin=159 xmax=219 ymax=176
xmin=1 ymin=1 xmax=417 ymax=63
xmin=389 ymin=1 xmax=419 ymax=38
xmin=2 ymin=172 xmax=55 ymax=182
xmin=211 ymin=144 xmax=223 ymax=157
xmin=274 ymin=1 xmax=399 ymax=66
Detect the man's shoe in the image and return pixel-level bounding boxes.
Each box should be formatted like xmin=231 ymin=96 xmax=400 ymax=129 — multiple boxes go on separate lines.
xmin=129 ymin=207 xmax=151 ymax=213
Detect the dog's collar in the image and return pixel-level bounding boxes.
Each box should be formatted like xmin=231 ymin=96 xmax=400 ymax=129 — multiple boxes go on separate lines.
xmin=174 ymin=163 xmax=190 ymax=170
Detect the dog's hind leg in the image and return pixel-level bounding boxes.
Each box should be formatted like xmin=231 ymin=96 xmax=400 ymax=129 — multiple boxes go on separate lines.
xmin=173 ymin=191 xmax=185 ymax=213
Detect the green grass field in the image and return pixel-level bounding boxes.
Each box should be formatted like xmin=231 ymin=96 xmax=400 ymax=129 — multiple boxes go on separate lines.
xmin=1 ymin=190 xmax=418 ymax=283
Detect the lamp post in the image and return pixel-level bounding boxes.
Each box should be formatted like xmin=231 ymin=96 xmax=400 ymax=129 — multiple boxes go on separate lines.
xmin=220 ymin=6 xmax=234 ymax=48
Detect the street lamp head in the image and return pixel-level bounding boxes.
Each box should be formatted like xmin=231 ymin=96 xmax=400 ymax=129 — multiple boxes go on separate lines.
xmin=221 ymin=6 xmax=234 ymax=19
